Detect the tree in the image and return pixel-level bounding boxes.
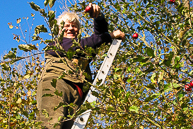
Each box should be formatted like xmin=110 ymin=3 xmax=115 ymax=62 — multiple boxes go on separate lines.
xmin=0 ymin=10 xmax=44 ymax=129
xmin=0 ymin=0 xmax=192 ymax=128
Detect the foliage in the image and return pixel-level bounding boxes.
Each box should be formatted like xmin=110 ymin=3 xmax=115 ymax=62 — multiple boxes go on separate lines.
xmin=0 ymin=55 xmax=44 ymax=128
xmin=0 ymin=0 xmax=193 ymax=128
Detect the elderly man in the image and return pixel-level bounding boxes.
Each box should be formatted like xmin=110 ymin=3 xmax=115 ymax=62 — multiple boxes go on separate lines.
xmin=37 ymin=3 xmax=125 ymax=129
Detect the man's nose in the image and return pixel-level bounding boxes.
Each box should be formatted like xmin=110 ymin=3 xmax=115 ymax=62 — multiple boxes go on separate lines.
xmin=65 ymin=24 xmax=75 ymax=30
xmin=68 ymin=25 xmax=73 ymax=29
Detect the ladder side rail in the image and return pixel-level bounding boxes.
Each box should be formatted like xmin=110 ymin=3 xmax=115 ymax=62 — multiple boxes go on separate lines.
xmin=84 ymin=39 xmax=122 ymax=103
xmin=71 ymin=39 xmax=122 ymax=129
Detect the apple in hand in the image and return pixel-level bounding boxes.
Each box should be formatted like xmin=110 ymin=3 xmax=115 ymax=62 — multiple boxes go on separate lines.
xmin=190 ymin=81 xmax=193 ymax=87
xmin=132 ymin=33 xmax=138 ymax=39
xmin=185 ymin=84 xmax=192 ymax=91
xmin=170 ymin=0 xmax=175 ymax=3
xmin=85 ymin=6 xmax=91 ymax=13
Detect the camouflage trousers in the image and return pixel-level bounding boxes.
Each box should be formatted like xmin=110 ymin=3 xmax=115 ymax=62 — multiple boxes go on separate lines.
xmin=36 ymin=76 xmax=82 ymax=129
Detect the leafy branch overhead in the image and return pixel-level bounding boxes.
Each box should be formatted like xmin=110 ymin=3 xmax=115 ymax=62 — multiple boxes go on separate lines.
xmin=0 ymin=0 xmax=193 ymax=129
xmin=29 ymin=0 xmax=56 ymax=10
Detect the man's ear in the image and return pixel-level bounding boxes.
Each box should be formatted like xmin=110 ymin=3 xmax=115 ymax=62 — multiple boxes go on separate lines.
xmin=79 ymin=29 xmax=81 ymax=35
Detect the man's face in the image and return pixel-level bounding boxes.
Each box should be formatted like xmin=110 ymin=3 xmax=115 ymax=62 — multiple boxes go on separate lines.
xmin=63 ymin=21 xmax=79 ymax=38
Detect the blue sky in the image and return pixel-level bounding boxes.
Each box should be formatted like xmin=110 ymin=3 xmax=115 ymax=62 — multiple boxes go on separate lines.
xmin=0 ymin=0 xmax=62 ymax=58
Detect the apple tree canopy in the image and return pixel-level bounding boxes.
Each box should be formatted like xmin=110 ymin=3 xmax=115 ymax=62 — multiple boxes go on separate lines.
xmin=0 ymin=0 xmax=192 ymax=128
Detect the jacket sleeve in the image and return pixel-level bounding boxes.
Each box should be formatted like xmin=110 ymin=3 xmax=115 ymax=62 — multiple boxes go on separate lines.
xmin=94 ymin=13 xmax=108 ymax=34
xmin=80 ymin=13 xmax=112 ymax=49
xmin=80 ymin=33 xmax=112 ymax=49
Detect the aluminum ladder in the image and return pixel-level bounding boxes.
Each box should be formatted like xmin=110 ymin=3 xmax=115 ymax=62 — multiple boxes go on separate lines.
xmin=71 ymin=39 xmax=122 ymax=129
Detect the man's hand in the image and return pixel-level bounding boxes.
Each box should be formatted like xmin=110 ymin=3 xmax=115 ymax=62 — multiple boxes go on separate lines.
xmin=85 ymin=3 xmax=101 ymax=18
xmin=110 ymin=30 xmax=125 ymax=41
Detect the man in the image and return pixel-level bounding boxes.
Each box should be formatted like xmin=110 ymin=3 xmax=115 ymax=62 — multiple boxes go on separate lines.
xmin=37 ymin=3 xmax=125 ymax=129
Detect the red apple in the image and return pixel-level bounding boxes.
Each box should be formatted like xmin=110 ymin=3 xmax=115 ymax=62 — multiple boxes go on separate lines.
xmin=170 ymin=0 xmax=175 ymax=3
xmin=190 ymin=81 xmax=193 ymax=87
xmin=85 ymin=6 xmax=91 ymax=13
xmin=132 ymin=33 xmax=138 ymax=39
xmin=185 ymin=84 xmax=192 ymax=91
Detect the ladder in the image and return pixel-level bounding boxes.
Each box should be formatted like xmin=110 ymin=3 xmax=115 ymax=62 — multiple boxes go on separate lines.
xmin=71 ymin=39 xmax=122 ymax=129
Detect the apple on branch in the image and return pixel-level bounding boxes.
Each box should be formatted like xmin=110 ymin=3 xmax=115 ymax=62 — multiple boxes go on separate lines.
xmin=132 ymin=33 xmax=138 ymax=39
xmin=185 ymin=84 xmax=192 ymax=91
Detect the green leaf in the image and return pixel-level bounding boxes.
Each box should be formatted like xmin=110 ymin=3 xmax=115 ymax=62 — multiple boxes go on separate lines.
xmin=29 ymin=2 xmax=40 ymax=11
xmin=23 ymin=111 xmax=28 ymax=117
xmin=172 ymin=83 xmax=180 ymax=89
xmin=32 ymin=36 xmax=40 ymax=41
xmin=163 ymin=52 xmax=174 ymax=67
xmin=127 ymin=77 xmax=133 ymax=83
xmin=51 ymin=79 xmax=57 ymax=88
xmin=54 ymin=90 xmax=62 ymax=97
xmin=57 ymin=116 xmax=63 ymax=122
xmin=45 ymin=39 xmax=54 ymax=43
xmin=49 ymin=0 xmax=56 ymax=8
xmin=39 ymin=9 xmax=47 ymax=17
xmin=58 ymin=72 xmax=67 ymax=79
xmin=18 ymin=44 xmax=38 ymax=52
xmin=174 ymin=56 xmax=180 ymax=64
xmin=173 ymin=56 xmax=181 ymax=68
xmin=184 ymin=30 xmax=193 ymax=39
xmin=150 ymin=73 xmax=156 ymax=83
xmin=29 ymin=112 xmax=35 ymax=119
xmin=32 ymin=91 xmax=36 ymax=96
xmin=146 ymin=48 xmax=155 ymax=57
xmin=142 ymin=105 xmax=150 ymax=110
xmin=51 ymin=24 xmax=59 ymax=35
xmin=31 ymin=100 xmax=37 ymax=105
xmin=107 ymin=105 xmax=115 ymax=111
xmin=114 ymin=68 xmax=122 ymax=72
xmin=42 ymin=94 xmax=54 ymax=97
xmin=145 ymin=84 xmax=156 ymax=90
xmin=129 ymin=105 xmax=139 ymax=113
xmin=177 ymin=90 xmax=185 ymax=101
xmin=135 ymin=67 xmax=140 ymax=73
xmin=127 ymin=67 xmax=131 ymax=72
xmin=188 ymin=70 xmax=193 ymax=76
xmin=35 ymin=25 xmax=48 ymax=34
xmin=1 ymin=63 xmax=11 ymax=71
xmin=16 ymin=115 xmax=21 ymax=120
xmin=44 ymin=0 xmax=49 ymax=6
xmin=91 ymin=91 xmax=99 ymax=97
xmin=90 ymin=101 xmax=96 ymax=108
xmin=42 ymin=109 xmax=49 ymax=118
xmin=154 ymin=21 xmax=160 ymax=28
xmin=3 ymin=51 xmax=16 ymax=60
xmin=66 ymin=49 xmax=76 ymax=60
xmin=164 ymin=83 xmax=173 ymax=92
xmin=145 ymin=93 xmax=160 ymax=102
xmin=48 ymin=10 xmax=55 ymax=22
xmin=54 ymin=102 xmax=65 ymax=111
xmin=133 ymin=55 xmax=149 ymax=62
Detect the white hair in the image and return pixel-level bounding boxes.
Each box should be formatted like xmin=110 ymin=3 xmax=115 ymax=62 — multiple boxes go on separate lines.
xmin=57 ymin=12 xmax=81 ymax=29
